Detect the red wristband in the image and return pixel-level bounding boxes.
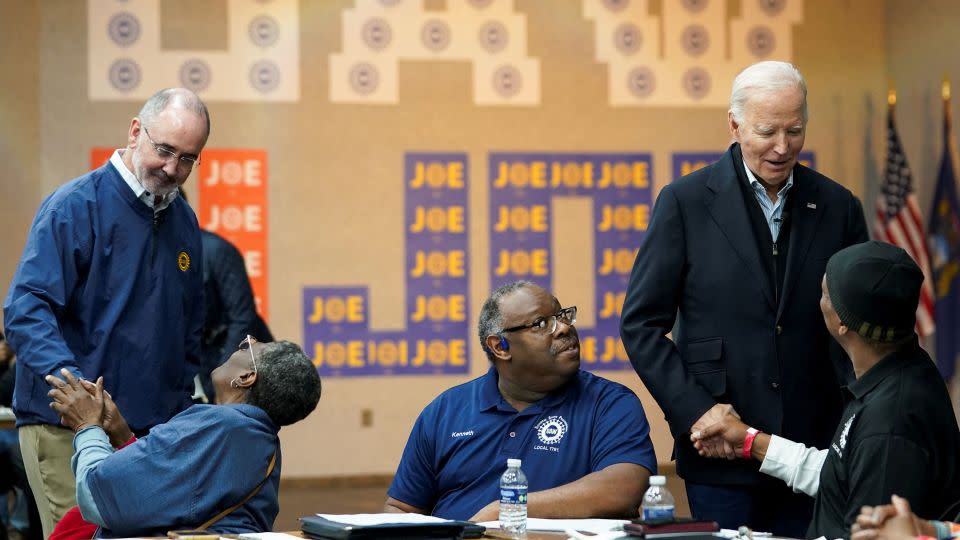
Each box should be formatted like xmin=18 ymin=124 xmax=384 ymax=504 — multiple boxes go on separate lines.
xmin=743 ymin=427 xmax=759 ymax=459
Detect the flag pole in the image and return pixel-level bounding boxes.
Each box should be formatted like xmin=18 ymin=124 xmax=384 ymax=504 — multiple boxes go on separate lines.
xmin=888 ymin=82 xmax=897 ymax=117
xmin=944 ymin=75 xmax=952 ymax=125
xmin=944 ymin=75 xmax=960 ymax=184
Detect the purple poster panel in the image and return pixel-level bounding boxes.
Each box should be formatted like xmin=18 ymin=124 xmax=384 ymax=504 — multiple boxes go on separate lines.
xmin=303 ymin=153 xmax=469 ymax=377
xmin=489 ymin=152 xmax=653 ymax=371
xmin=672 ymin=151 xmax=816 ymax=180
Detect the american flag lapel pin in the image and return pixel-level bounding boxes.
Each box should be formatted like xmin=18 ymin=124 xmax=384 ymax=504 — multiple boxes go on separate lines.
xmin=806 ymin=202 xmax=817 ymax=209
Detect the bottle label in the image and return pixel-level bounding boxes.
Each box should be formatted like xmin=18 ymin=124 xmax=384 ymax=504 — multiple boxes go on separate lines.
xmin=500 ymin=487 xmax=528 ymax=505
xmin=642 ymin=507 xmax=674 ymax=520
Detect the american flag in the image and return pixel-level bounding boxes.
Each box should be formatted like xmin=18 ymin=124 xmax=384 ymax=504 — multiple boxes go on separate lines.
xmin=874 ymin=99 xmax=936 ymax=336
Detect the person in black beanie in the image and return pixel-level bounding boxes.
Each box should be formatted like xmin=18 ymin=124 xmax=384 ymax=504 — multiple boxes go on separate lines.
xmin=691 ymin=241 xmax=960 ymax=539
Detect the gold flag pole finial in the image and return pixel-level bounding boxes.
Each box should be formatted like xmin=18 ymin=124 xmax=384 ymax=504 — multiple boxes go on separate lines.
xmin=888 ymin=83 xmax=897 ymax=107
xmin=943 ymin=75 xmax=951 ymax=102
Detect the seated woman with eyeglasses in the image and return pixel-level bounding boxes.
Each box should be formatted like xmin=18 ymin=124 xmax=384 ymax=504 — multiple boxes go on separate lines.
xmin=45 ymin=338 xmax=321 ymax=538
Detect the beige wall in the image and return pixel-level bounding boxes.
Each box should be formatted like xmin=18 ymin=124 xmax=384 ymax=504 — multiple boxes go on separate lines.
xmin=4 ymin=0 xmax=942 ymax=480
xmin=0 ymin=3 xmax=41 ymax=320
xmin=884 ymin=0 xmax=960 ymax=216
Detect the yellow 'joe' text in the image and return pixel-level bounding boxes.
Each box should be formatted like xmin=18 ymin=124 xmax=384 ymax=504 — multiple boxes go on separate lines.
xmin=306 ymin=294 xmax=365 ymax=324
xmin=597 ymin=204 xmax=649 ymax=231
xmin=410 ymin=294 xmax=467 ymax=322
xmin=410 ymin=206 xmax=466 ymax=233
xmin=408 ymin=161 xmax=465 ymax=189
xmin=578 ymin=336 xmax=630 ymax=364
xmin=409 ymin=250 xmax=466 ymax=278
xmin=492 ymin=205 xmax=549 ymax=232
xmin=493 ymin=249 xmax=549 ymax=276
xmin=312 ymin=339 xmax=467 ymax=368
xmin=597 ymin=249 xmax=638 ymax=275
xmin=492 ymin=161 xmax=649 ymax=189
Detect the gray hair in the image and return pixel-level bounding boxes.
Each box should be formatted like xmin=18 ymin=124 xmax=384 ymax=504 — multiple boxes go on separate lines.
xmin=477 ymin=280 xmax=537 ymax=361
xmin=247 ymin=340 xmax=322 ymax=426
xmin=138 ymin=88 xmax=211 ymax=139
xmin=729 ymin=61 xmax=807 ymax=124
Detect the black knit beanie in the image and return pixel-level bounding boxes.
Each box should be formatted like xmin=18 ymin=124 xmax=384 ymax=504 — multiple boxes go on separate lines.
xmin=825 ymin=240 xmax=922 ymax=342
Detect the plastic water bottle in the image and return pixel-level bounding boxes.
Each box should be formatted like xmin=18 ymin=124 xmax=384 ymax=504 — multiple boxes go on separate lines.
xmin=641 ymin=475 xmax=675 ymax=520
xmin=499 ymin=458 xmax=528 ymax=538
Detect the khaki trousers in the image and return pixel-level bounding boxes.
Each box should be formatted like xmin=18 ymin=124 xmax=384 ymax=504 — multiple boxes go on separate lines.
xmin=19 ymin=424 xmax=77 ymax=539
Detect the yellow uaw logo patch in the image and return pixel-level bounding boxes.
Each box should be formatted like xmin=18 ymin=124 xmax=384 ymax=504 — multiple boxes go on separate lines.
xmin=177 ymin=251 xmax=191 ymax=272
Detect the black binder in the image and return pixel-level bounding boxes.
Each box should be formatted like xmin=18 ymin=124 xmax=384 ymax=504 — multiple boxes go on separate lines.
xmin=623 ymin=517 xmax=721 ymax=539
xmin=300 ymin=515 xmax=484 ymax=540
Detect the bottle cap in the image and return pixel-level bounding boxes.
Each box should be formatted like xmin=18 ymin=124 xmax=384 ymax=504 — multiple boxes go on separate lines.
xmin=507 ymin=458 xmax=522 ymax=468
xmin=649 ymin=475 xmax=666 ymax=486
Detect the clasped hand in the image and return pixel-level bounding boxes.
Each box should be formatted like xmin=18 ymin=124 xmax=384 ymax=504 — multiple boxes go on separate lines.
xmin=850 ymin=495 xmax=933 ymax=540
xmin=688 ymin=403 xmax=747 ymax=460
xmin=46 ymin=368 xmax=133 ymax=445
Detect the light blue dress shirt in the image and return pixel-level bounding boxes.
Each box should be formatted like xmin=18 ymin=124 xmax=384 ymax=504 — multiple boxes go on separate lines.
xmin=742 ymin=161 xmax=794 ymax=241
xmin=72 ymin=425 xmax=112 ymax=526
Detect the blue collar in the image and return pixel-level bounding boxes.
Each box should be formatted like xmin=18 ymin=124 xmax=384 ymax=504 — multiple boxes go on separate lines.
xmin=478 ymin=367 xmax=577 ymax=414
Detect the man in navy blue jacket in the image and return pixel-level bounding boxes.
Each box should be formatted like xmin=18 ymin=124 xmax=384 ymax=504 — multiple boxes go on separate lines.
xmin=620 ymin=61 xmax=868 ymax=536
xmin=3 ymin=87 xmax=209 ymax=537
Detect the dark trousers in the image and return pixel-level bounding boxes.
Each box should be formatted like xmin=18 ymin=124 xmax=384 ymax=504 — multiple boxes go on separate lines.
xmin=686 ymin=478 xmax=814 ymax=538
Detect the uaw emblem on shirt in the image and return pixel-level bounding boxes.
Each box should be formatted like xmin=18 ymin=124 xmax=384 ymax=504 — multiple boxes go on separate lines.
xmin=533 ymin=416 xmax=568 ymax=453
xmin=831 ymin=413 xmax=856 ymax=458
xmin=178 ymin=251 xmax=191 ymax=272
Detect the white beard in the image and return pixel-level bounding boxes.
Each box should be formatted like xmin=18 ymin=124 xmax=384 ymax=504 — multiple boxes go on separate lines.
xmin=132 ymin=147 xmax=177 ymax=196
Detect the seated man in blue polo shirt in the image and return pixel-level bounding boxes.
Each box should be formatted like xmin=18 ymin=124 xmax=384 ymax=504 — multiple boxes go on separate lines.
xmin=385 ymin=280 xmax=657 ymax=521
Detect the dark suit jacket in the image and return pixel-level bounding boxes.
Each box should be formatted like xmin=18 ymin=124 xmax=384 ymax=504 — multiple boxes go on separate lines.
xmin=199 ymin=230 xmax=273 ymax=399
xmin=619 ymin=144 xmax=868 ymax=485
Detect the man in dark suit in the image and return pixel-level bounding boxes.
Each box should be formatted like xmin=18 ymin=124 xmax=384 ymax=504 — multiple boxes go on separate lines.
xmin=197 ymin=229 xmax=274 ymax=402
xmin=619 ymin=61 xmax=868 ymax=536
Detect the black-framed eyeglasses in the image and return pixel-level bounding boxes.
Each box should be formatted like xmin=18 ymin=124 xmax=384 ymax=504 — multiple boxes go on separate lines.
xmin=142 ymin=126 xmax=200 ymax=170
xmin=238 ymin=334 xmax=259 ymax=376
xmin=501 ymin=306 xmax=577 ymax=335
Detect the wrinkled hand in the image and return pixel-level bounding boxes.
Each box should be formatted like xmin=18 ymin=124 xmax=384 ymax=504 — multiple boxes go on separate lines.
xmin=689 ymin=404 xmax=740 ymax=460
xmin=468 ymin=501 xmax=499 ymax=523
xmin=851 ymin=496 xmax=932 ymax=540
xmin=79 ymin=379 xmax=133 ymax=447
xmin=46 ymin=369 xmax=104 ymax=432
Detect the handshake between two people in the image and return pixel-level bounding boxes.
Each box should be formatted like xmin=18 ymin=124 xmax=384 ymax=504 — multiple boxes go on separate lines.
xmin=45 ymin=368 xmax=135 ymax=448
xmin=688 ymin=403 xmax=763 ymax=461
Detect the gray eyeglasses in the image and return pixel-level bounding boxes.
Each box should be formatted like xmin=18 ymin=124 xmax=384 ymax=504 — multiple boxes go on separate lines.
xmin=142 ymin=126 xmax=200 ymax=170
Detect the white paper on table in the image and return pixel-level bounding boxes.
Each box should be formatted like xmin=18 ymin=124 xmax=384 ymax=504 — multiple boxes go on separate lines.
xmin=478 ymin=518 xmax=629 ymax=533
xmin=236 ymin=533 xmax=303 ymax=540
xmin=314 ymin=513 xmax=451 ymax=526
xmin=717 ymin=529 xmax=801 ymax=540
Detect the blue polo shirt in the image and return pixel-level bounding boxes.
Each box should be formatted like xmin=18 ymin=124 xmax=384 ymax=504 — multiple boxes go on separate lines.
xmin=388 ymin=368 xmax=657 ymax=520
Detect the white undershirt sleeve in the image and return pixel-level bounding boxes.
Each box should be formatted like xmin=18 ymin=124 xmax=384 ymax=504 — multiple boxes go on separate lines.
xmin=758 ymin=434 xmax=828 ymax=497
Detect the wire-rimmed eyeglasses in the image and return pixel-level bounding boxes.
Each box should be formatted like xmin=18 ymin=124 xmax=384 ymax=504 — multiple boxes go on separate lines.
xmin=238 ymin=334 xmax=259 ymax=376
xmin=142 ymin=126 xmax=200 ymax=170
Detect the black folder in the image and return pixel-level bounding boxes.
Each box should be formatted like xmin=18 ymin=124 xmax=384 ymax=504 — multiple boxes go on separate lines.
xmin=300 ymin=515 xmax=484 ymax=540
